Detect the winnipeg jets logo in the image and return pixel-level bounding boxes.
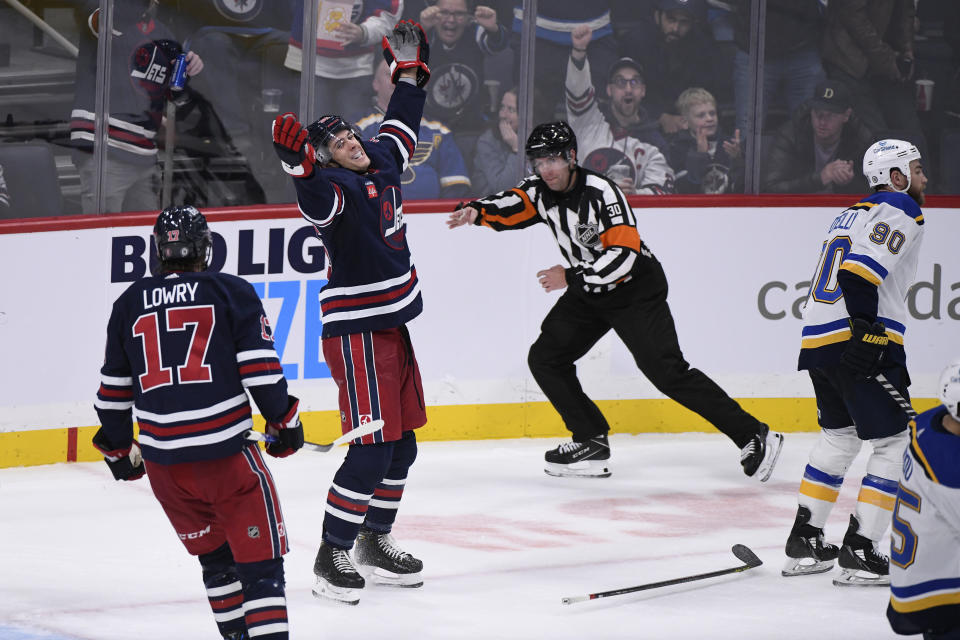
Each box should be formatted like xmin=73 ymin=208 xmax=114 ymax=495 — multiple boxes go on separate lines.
xmin=575 ymin=223 xmax=600 ymax=247
xmin=214 ymin=0 xmax=263 ymax=21
xmin=428 ymin=63 xmax=478 ymax=112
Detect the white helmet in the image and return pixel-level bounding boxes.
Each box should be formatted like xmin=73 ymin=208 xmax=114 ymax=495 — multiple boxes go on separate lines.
xmin=938 ymin=359 xmax=960 ymax=421
xmin=862 ymin=139 xmax=921 ymax=191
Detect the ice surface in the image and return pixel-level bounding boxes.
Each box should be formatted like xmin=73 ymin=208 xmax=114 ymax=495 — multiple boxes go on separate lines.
xmin=0 ymin=433 xmax=899 ymax=639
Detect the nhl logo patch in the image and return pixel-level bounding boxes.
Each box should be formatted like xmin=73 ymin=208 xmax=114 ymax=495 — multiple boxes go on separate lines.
xmin=365 ymin=181 xmax=378 ymax=199
xmin=247 ymin=526 xmax=261 ymax=539
xmin=575 ymin=223 xmax=601 ymax=247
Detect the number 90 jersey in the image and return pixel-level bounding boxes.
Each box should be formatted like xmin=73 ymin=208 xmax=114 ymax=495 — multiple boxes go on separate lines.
xmin=95 ymin=271 xmax=290 ymax=465
xmin=798 ymin=191 xmax=925 ymax=370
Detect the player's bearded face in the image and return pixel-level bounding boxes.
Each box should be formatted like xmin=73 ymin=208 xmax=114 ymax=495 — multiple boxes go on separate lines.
xmin=906 ymin=159 xmax=927 ymax=206
xmin=329 ymin=130 xmax=370 ymax=172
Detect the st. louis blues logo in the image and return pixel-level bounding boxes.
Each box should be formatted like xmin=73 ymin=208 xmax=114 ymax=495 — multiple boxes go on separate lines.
xmin=214 ymin=0 xmax=263 ymax=22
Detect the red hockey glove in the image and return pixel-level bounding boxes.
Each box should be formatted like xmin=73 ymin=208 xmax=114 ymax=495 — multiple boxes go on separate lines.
xmin=382 ymin=20 xmax=430 ymax=88
xmin=272 ymin=113 xmax=316 ymax=178
xmin=92 ymin=427 xmax=146 ymax=481
xmin=265 ymin=396 xmax=305 ymax=458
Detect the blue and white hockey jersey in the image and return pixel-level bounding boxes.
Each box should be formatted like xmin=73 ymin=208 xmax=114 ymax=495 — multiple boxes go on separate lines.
xmin=95 ymin=271 xmax=291 ymax=465
xmin=888 ymin=405 xmax=960 ymax=634
xmin=798 ymin=191 xmax=925 ymax=370
xmin=294 ymin=81 xmax=426 ymax=338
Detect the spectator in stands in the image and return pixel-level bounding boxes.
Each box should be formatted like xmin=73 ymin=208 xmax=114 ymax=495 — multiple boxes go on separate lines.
xmin=667 ymin=87 xmax=743 ymax=194
xmin=0 ymin=163 xmax=9 ymax=212
xmin=565 ymin=28 xmax=675 ymax=195
xmin=820 ymin=0 xmax=921 ymax=139
xmin=619 ymin=0 xmax=725 ymax=135
xmin=730 ymin=0 xmax=825 ymax=134
xmin=178 ymin=0 xmax=295 ymax=204
xmin=356 ymin=59 xmax=472 ymax=199
xmin=417 ymin=0 xmax=509 ymax=146
xmin=762 ymin=80 xmax=874 ymax=194
xmin=502 ymin=1 xmax=621 ymax=120
xmin=472 ymin=87 xmax=522 ymax=194
xmin=569 ymin=25 xmax=667 ymax=150
xmin=70 ymin=0 xmax=204 ymax=214
xmin=283 ymin=0 xmax=400 ymax=122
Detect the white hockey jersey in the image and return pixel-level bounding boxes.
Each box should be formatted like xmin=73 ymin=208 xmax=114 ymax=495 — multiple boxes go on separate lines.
xmin=798 ymin=191 xmax=924 ymax=370
xmin=888 ymin=405 xmax=960 ymax=634
xmin=564 ymin=57 xmax=674 ymax=195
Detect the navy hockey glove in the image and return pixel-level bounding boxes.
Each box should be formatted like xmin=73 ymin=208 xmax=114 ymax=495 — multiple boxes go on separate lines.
xmin=272 ymin=113 xmax=316 ymax=178
xmin=265 ymin=396 xmax=304 ymax=458
xmin=92 ymin=427 xmax=145 ymax=481
xmin=840 ymin=319 xmax=889 ymax=378
xmin=382 ymin=20 xmax=430 ymax=87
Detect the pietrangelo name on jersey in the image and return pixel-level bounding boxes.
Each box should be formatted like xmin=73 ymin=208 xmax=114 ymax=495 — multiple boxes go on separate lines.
xmin=142 ymin=281 xmax=199 ymax=309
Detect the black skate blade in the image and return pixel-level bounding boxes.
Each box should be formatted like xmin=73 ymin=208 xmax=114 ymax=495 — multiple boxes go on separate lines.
xmin=732 ymin=544 xmax=762 ymax=568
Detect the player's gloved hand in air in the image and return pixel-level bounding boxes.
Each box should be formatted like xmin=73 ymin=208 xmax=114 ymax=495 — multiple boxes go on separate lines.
xmin=840 ymin=318 xmax=889 ymax=378
xmin=272 ymin=113 xmax=316 ymax=178
xmin=92 ymin=427 xmax=146 ymax=481
xmin=265 ymin=396 xmax=305 ymax=458
xmin=382 ymin=20 xmax=430 ymax=87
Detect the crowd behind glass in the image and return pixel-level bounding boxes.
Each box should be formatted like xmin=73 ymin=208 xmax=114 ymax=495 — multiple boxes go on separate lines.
xmin=0 ymin=0 xmax=957 ymax=219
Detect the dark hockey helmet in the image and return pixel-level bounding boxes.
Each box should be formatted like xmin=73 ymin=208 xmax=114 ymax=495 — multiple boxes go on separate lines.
xmin=153 ymin=205 xmax=212 ymax=267
xmin=306 ymin=114 xmax=364 ymax=164
xmin=525 ymin=120 xmax=578 ymax=161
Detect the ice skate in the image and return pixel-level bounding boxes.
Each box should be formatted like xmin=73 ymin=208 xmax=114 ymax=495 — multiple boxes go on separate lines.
xmin=312 ymin=541 xmax=365 ymax=605
xmin=832 ymin=515 xmax=890 ymax=587
xmin=741 ymin=424 xmax=784 ymax=482
xmin=354 ymin=526 xmax=424 ymax=588
xmin=221 ymin=632 xmax=249 ymax=640
xmin=544 ymin=434 xmax=611 ymax=478
xmin=782 ymin=505 xmax=839 ymax=577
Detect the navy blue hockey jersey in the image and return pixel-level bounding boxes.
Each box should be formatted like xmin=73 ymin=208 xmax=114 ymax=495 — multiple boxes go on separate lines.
xmin=95 ymin=271 xmax=291 ymax=465
xmin=294 ymin=81 xmax=426 ymax=338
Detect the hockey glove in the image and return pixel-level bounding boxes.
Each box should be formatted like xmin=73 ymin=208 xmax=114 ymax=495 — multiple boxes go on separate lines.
xmin=382 ymin=20 xmax=430 ymax=88
xmin=92 ymin=427 xmax=145 ymax=481
xmin=840 ymin=318 xmax=889 ymax=378
xmin=265 ymin=396 xmax=304 ymax=458
xmin=272 ymin=113 xmax=316 ymax=178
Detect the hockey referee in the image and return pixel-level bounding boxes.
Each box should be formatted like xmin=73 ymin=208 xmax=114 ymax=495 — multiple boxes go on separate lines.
xmin=447 ymin=120 xmax=783 ymax=481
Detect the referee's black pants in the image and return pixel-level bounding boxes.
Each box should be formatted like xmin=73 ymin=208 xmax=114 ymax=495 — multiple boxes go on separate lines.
xmin=527 ymin=258 xmax=763 ymax=448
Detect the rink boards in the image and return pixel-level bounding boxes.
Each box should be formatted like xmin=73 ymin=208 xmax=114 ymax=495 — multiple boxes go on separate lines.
xmin=0 ymin=200 xmax=956 ymax=467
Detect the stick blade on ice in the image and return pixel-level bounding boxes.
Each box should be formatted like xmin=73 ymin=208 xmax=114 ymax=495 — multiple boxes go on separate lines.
xmin=732 ymin=544 xmax=762 ymax=568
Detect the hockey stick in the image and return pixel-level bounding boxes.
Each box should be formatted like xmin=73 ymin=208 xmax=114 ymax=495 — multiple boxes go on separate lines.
xmin=876 ymin=373 xmax=917 ymax=420
xmin=561 ymin=544 xmax=762 ymax=605
xmin=244 ymin=419 xmax=384 ymax=452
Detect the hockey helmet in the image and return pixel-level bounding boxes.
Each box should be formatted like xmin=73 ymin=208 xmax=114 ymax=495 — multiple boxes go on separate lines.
xmin=938 ymin=359 xmax=960 ymax=421
xmin=307 ymin=114 xmax=364 ymax=164
xmin=862 ymin=139 xmax=921 ymax=192
xmin=525 ymin=121 xmax=577 ymax=161
xmin=153 ymin=205 xmax=211 ymax=266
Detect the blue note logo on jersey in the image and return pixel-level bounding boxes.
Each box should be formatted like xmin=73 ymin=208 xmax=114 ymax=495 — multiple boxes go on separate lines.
xmin=214 ymin=0 xmax=263 ymax=21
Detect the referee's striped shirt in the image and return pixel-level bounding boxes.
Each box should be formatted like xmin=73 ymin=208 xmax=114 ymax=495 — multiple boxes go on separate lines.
xmin=468 ymin=167 xmax=648 ymax=293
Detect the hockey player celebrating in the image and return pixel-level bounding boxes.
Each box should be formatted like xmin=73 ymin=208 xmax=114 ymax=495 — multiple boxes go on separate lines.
xmin=447 ymin=120 xmax=783 ymax=481
xmin=887 ymin=360 xmax=960 ymax=639
xmin=784 ymin=139 xmax=928 ymax=586
xmin=271 ymin=20 xmax=430 ymax=605
xmin=93 ymin=206 xmax=304 ymax=640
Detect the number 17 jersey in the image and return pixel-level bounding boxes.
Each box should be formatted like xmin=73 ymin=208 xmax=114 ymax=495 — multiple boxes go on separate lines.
xmin=798 ymin=191 xmax=925 ymax=370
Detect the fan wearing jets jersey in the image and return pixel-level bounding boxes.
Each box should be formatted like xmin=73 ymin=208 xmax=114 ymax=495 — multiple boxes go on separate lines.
xmin=887 ymin=360 xmax=960 ymax=639
xmin=93 ymin=206 xmax=304 ymax=640
xmin=784 ymin=139 xmax=928 ymax=587
xmin=271 ymin=20 xmax=430 ymax=605
xmin=447 ymin=120 xmax=784 ymax=482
